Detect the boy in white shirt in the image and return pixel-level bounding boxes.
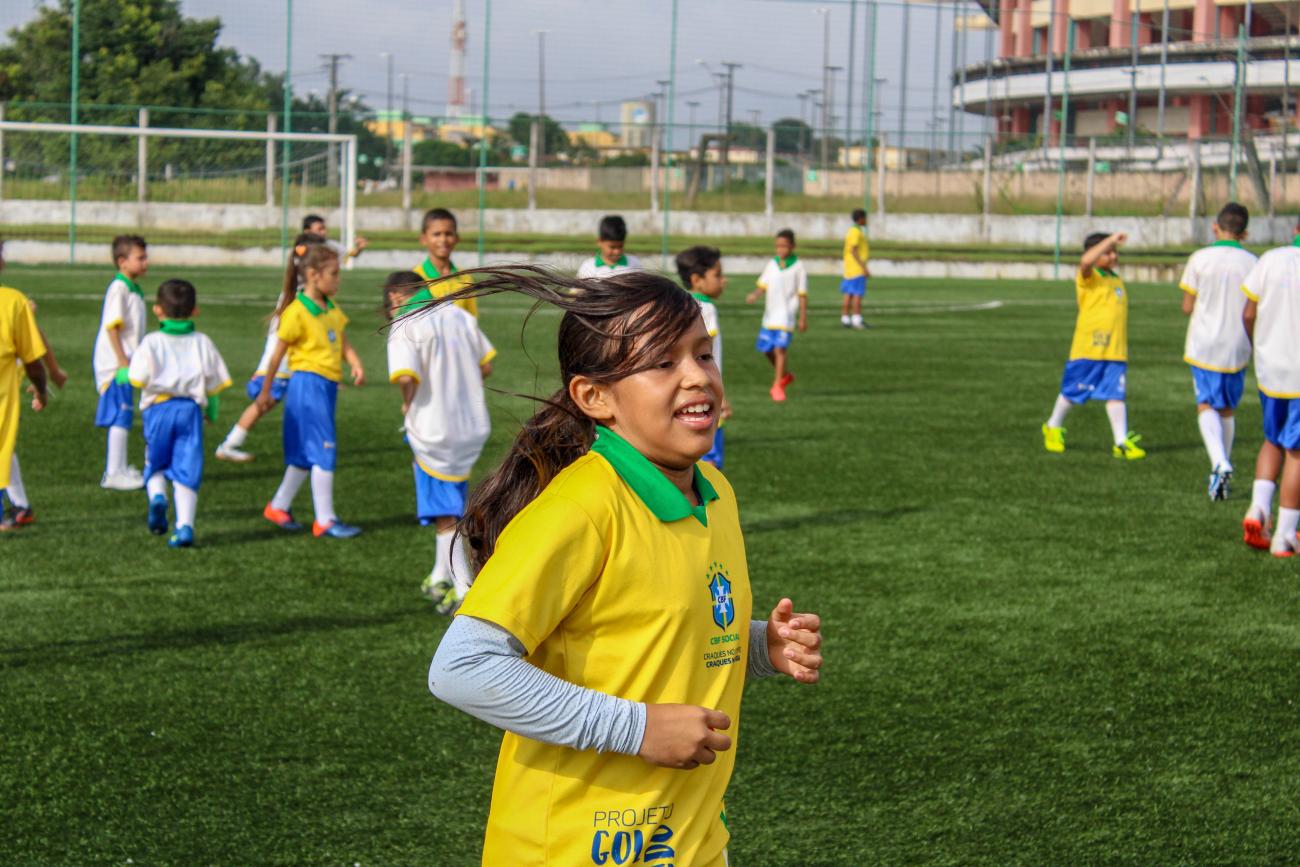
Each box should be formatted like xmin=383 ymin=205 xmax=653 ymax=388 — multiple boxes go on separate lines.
xmin=1179 ymin=203 xmax=1257 ymax=500
xmin=677 ymin=245 xmax=729 ymax=467
xmin=128 ymin=279 xmax=232 ymax=548
xmin=747 ymin=229 xmax=808 ymax=402
xmin=93 ymin=235 xmax=149 ymax=490
xmin=384 ymin=271 xmax=495 ymax=613
xmin=576 ymin=215 xmax=641 ymax=279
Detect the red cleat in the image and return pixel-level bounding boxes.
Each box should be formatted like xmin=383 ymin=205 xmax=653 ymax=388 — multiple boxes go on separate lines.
xmin=769 ymin=383 xmax=786 ymax=402
xmin=263 ymin=503 xmax=302 ymax=531
xmin=777 ymin=373 xmax=795 ymax=388
xmin=1242 ymin=515 xmax=1271 ymax=551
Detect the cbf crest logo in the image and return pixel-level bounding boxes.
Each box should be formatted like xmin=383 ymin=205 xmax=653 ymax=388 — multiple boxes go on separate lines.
xmin=706 ymin=561 xmax=734 ymax=630
xmin=327 ymin=329 xmax=337 ymax=343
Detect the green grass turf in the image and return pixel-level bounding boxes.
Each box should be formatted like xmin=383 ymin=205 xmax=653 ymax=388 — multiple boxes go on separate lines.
xmin=2 ymin=264 xmax=1298 ymax=864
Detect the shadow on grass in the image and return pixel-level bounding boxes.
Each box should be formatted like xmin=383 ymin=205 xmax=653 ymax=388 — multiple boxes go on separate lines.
xmin=743 ymin=506 xmax=922 ymax=534
xmin=0 ymin=609 xmax=417 ymax=671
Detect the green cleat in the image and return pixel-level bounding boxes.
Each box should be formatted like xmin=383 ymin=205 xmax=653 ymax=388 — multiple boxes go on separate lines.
xmin=1042 ymin=424 xmax=1066 ymax=453
xmin=1112 ymin=432 xmax=1146 ymax=461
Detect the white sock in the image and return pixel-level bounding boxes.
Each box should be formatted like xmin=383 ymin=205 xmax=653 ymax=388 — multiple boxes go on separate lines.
xmin=1221 ymin=416 xmax=1235 ymax=465
xmin=1197 ymin=410 xmax=1229 ymax=470
xmin=840 ymin=314 xmax=850 ymax=325
xmin=146 ymin=471 xmax=168 ymax=500
xmin=450 ymin=532 xmax=473 ymax=597
xmin=851 ymin=313 xmax=863 ymax=326
xmin=271 ymin=466 xmax=309 ymax=511
xmin=1106 ymin=401 xmax=1128 ymax=445
xmin=433 ymin=528 xmax=455 ymax=581
xmin=7 ymin=455 xmax=28 ymax=508
xmin=224 ymin=424 xmax=249 ymax=448
xmin=174 ymin=483 xmax=197 ymax=528
xmin=1046 ymin=395 xmax=1072 ymax=429
xmin=1275 ymin=507 xmax=1299 ymax=544
xmin=1251 ymin=479 xmax=1277 ymax=518
xmin=107 ymin=426 xmax=129 ymax=475
xmin=310 ymin=466 xmax=336 ymax=525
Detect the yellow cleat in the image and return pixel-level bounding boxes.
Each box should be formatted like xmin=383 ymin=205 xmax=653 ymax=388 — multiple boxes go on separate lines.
xmin=1112 ymin=432 xmax=1146 ymax=460
xmin=1042 ymin=424 xmax=1066 ymax=453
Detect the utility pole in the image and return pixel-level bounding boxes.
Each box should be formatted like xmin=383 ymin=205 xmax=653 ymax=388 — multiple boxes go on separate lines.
xmin=721 ymin=62 xmax=741 ymax=168
xmin=400 ymin=72 xmax=411 ymax=121
xmin=900 ymin=0 xmax=910 ymax=144
xmin=818 ymin=7 xmax=831 ymax=171
xmin=381 ymin=52 xmax=393 ymax=177
xmin=798 ymin=91 xmax=809 ymax=157
xmin=846 ymin=0 xmax=858 ymax=151
xmin=686 ymin=100 xmax=700 ymax=152
xmin=535 ymin=30 xmax=548 ymax=163
xmin=322 ymin=52 xmax=352 ymax=185
xmin=826 ymin=66 xmax=843 ymax=170
xmin=657 ymin=78 xmax=671 ymax=151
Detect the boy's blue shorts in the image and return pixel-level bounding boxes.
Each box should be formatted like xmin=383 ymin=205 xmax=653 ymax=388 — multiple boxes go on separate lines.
xmin=95 ymin=381 xmax=135 ymax=429
xmin=1190 ymin=366 xmax=1245 ymax=410
xmin=1260 ymin=393 xmax=1300 ymax=449
xmin=701 ymin=426 xmax=724 ymax=469
xmin=246 ymin=375 xmax=290 ymax=404
xmin=755 ymin=328 xmax=793 ymax=353
xmin=143 ymin=399 xmax=205 ymax=490
xmin=414 ymin=460 xmax=469 ymax=524
xmin=1060 ymin=359 xmax=1127 ymax=404
xmin=840 ymin=275 xmax=867 ymax=297
xmin=283 ymin=371 xmax=338 ymax=471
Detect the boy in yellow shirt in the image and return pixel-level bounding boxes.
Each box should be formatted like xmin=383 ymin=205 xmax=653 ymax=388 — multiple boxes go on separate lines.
xmin=412 ymin=208 xmax=476 ymax=317
xmin=1042 ymin=232 xmax=1146 ymax=459
xmin=840 ymin=208 xmax=869 ymax=329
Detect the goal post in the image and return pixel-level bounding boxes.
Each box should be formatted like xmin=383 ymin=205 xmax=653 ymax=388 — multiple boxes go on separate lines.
xmin=0 ymin=118 xmax=358 ymax=266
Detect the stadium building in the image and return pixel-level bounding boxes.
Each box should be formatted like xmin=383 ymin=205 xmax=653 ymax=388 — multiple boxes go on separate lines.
xmin=959 ymin=0 xmax=1300 ymax=141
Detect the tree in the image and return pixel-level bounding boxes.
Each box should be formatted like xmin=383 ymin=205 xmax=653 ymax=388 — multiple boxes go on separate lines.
xmin=727 ymin=122 xmax=767 ymax=150
xmin=413 ymin=139 xmax=475 ymax=168
xmin=506 ymin=112 xmax=569 ymax=158
xmin=772 ymin=117 xmax=811 ymax=153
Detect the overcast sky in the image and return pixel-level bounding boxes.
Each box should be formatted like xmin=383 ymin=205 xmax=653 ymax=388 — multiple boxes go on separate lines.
xmin=1 ymin=0 xmax=995 ymax=148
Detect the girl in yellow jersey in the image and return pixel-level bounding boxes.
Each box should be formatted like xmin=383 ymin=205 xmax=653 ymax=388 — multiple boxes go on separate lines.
xmin=426 ymin=267 xmax=824 ymax=866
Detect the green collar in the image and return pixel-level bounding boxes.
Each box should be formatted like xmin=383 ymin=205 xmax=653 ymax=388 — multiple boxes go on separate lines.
xmin=1212 ymin=239 xmax=1245 ymax=249
xmin=116 ymin=273 xmax=143 ymax=297
xmin=1292 ymin=234 xmax=1300 ymax=247
xmin=774 ymin=254 xmax=798 ymax=269
xmin=1098 ymin=267 xmax=1119 ymax=278
xmin=296 ymin=291 xmax=335 ymax=316
xmin=690 ymin=291 xmax=713 ymax=304
xmin=594 ymin=254 xmax=629 ymax=268
xmin=590 ymin=425 xmax=718 ymax=527
xmin=159 ymin=319 xmax=195 ymax=335
xmin=421 ymin=257 xmax=456 ymax=278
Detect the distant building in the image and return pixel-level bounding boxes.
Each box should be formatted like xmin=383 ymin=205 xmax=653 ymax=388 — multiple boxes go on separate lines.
xmin=620 ymin=101 xmax=656 ymax=148
xmin=568 ymin=123 xmax=618 ymax=150
xmin=960 ymin=0 xmax=1300 ymax=141
xmin=437 ymin=115 xmax=499 ymax=145
xmin=366 ymin=111 xmax=436 ymax=143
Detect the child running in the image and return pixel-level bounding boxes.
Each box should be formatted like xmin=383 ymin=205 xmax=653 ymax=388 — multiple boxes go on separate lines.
xmin=129 ymin=279 xmax=232 ymax=548
xmin=414 ymin=208 xmax=477 ymax=317
xmin=93 ymin=234 xmax=150 ymax=490
xmin=0 ymin=254 xmax=48 ymax=532
xmin=257 ymin=243 xmax=365 ymax=538
xmin=384 ymin=270 xmax=495 ymax=613
xmin=1179 ymin=203 xmax=1257 ymax=500
xmin=677 ymin=245 xmax=730 ymax=468
xmin=302 ymin=213 xmax=369 ymax=263
xmin=1239 ymin=217 xmax=1300 ymax=555
xmin=215 ymin=234 xmax=321 ymax=463
xmin=841 ymin=208 xmax=870 ymax=329
xmin=576 ymin=214 xmax=641 ymax=279
xmin=1042 ymin=232 xmax=1146 ymax=459
xmin=747 ymin=229 xmax=808 ymax=403
xmin=427 ymin=267 xmax=823 ymax=865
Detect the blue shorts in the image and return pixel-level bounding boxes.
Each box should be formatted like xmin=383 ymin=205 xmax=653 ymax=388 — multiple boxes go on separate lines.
xmin=95 ymin=381 xmax=135 ymax=429
xmin=414 ymin=461 xmax=469 ymax=524
xmin=840 ymin=275 xmax=867 ymax=297
xmin=143 ymin=399 xmax=205 ymax=490
xmin=701 ymin=426 xmax=724 ymax=469
xmin=283 ymin=371 xmax=338 ymax=471
xmin=1191 ymin=366 xmax=1245 ymax=411
xmin=246 ymin=375 xmax=290 ymax=404
xmin=1260 ymin=393 xmax=1300 ymax=449
xmin=756 ymin=328 xmax=793 ymax=354
xmin=1059 ymin=359 xmax=1127 ymax=404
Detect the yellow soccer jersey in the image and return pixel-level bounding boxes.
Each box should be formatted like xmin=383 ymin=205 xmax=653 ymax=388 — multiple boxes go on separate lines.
xmin=1068 ymin=267 xmax=1128 ymax=362
xmin=0 ymin=286 xmax=46 ymax=489
xmin=415 ymin=258 xmax=477 ymax=318
xmin=457 ymin=426 xmax=752 ymax=867
xmin=843 ymin=225 xmax=868 ymax=278
xmin=276 ymin=292 xmax=349 ymax=382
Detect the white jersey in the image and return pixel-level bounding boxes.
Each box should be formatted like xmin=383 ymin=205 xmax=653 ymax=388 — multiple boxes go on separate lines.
xmin=387 ymin=305 xmax=495 ymax=480
xmin=254 ymin=315 xmax=291 ymax=379
xmin=1180 ymin=241 xmax=1257 ymax=373
xmin=576 ymin=253 xmax=641 ymax=280
xmin=128 ymin=329 xmax=232 ymax=410
xmin=693 ymin=293 xmax=722 ymax=372
xmin=1242 ymin=244 xmax=1300 ymax=398
xmin=92 ymin=275 xmax=148 ymax=391
xmin=756 ymin=256 xmax=808 ymax=331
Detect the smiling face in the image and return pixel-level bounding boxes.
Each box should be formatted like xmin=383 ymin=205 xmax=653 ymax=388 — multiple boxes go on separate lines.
xmin=574 ymin=314 xmax=722 ymax=472
xmin=421 ymin=219 xmax=459 ymax=262
xmin=598 ymin=239 xmax=625 ymax=264
xmin=774 ymin=236 xmax=794 ymax=260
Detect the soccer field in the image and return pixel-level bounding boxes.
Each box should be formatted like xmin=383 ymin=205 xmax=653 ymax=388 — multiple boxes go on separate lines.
xmin=3 ymin=263 xmax=1297 ymax=864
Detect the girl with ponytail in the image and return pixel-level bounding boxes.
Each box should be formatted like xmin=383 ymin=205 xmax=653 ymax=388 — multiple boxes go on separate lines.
xmin=424 ymin=266 xmax=824 ymax=865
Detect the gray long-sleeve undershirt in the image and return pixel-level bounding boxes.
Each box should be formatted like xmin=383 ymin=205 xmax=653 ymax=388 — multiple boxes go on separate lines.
xmin=428 ymin=616 xmax=777 ymax=755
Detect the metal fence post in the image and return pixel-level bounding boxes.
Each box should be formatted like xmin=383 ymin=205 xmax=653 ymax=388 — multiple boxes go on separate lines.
xmin=528 ymin=119 xmax=538 ymax=211
xmin=1269 ymin=155 xmax=1277 ymax=217
xmin=876 ymin=132 xmax=887 ymax=219
xmin=1189 ymin=140 xmax=1202 ymax=233
xmin=265 ymin=114 xmax=276 ymax=208
xmin=765 ymin=126 xmax=775 ymax=219
xmin=1085 ymin=137 xmax=1096 ymax=218
xmin=402 ymin=120 xmax=413 ymax=215
xmin=0 ymin=103 xmax=6 ymax=202
xmin=982 ymin=135 xmax=992 ymax=238
xmin=649 ymin=122 xmax=660 ymax=215
xmin=137 ymin=107 xmax=148 ymax=206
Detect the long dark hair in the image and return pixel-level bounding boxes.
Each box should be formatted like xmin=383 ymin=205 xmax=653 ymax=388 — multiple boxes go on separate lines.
xmin=401 ymin=265 xmax=704 ymax=572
